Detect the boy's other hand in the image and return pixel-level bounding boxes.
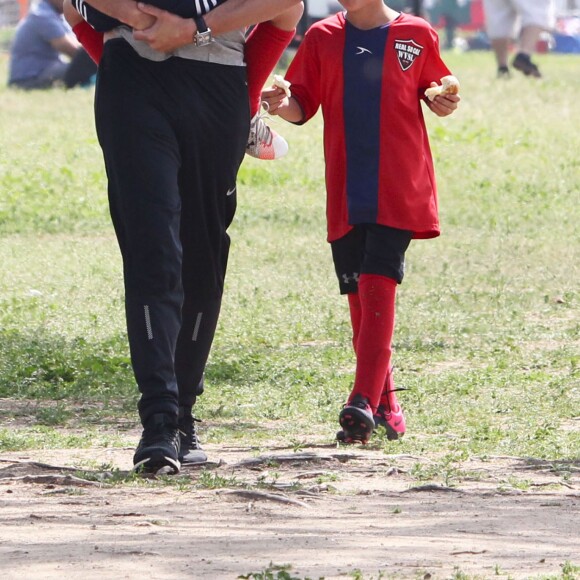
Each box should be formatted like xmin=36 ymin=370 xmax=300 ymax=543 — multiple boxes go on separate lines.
xmin=261 ymin=86 xmax=289 ymax=115
xmin=426 ymin=87 xmax=460 ymax=117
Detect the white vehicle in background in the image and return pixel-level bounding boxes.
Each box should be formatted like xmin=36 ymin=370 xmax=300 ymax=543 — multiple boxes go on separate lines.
xmin=305 ymin=0 xmax=342 ymax=21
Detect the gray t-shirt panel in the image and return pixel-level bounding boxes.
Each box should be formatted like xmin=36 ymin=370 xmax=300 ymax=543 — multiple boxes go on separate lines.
xmin=109 ymin=26 xmax=246 ymax=66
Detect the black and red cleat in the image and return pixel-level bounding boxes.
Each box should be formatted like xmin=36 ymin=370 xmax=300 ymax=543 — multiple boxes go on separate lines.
xmin=337 ymin=394 xmax=375 ymax=444
xmin=374 ymin=403 xmax=406 ymax=440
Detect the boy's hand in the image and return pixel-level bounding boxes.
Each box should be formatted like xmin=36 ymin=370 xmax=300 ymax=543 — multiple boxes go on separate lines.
xmin=261 ymin=86 xmax=289 ymax=115
xmin=262 ymin=86 xmax=304 ymax=123
xmin=425 ymin=89 xmax=460 ymax=117
xmin=133 ymin=3 xmax=192 ymax=51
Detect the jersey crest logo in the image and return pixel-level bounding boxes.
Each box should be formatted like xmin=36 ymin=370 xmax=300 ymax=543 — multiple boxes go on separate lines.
xmin=394 ymin=39 xmax=424 ymax=71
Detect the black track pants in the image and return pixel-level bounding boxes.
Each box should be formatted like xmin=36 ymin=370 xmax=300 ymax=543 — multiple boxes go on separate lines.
xmin=94 ymin=40 xmax=249 ymax=422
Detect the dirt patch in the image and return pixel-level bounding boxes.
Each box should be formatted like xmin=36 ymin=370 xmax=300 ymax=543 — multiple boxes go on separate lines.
xmin=1 ymin=439 xmax=578 ymax=579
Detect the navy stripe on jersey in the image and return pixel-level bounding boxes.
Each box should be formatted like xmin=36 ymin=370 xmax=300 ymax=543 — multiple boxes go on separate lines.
xmin=343 ymin=23 xmax=389 ymax=224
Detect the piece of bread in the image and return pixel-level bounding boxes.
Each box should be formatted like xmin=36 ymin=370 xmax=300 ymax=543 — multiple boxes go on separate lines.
xmin=424 ymin=75 xmax=460 ymax=101
xmin=273 ymin=74 xmax=292 ymax=98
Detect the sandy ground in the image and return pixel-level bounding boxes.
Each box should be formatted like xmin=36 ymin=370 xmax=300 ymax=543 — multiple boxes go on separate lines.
xmin=1 ymin=439 xmax=579 ymax=580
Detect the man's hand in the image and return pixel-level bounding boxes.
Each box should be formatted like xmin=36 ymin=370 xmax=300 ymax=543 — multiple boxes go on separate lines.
xmin=129 ymin=9 xmax=157 ymax=31
xmin=133 ymin=3 xmax=194 ymax=52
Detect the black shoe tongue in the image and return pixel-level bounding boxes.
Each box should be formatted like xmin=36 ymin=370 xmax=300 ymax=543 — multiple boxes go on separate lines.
xmin=147 ymin=413 xmax=177 ymax=429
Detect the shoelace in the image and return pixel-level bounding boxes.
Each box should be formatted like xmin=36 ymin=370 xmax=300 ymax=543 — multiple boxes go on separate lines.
xmin=385 ymin=386 xmax=408 ymax=394
xmin=180 ymin=416 xmax=202 ymax=449
xmin=249 ymin=108 xmax=274 ymax=147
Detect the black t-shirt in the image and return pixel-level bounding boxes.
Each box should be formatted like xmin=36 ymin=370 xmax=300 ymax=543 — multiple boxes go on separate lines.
xmin=73 ymin=0 xmax=227 ymax=32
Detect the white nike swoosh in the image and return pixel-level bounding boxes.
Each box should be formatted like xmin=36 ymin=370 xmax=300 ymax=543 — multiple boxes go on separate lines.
xmin=356 ymin=47 xmax=372 ymax=55
xmin=226 ymin=187 xmax=236 ymax=196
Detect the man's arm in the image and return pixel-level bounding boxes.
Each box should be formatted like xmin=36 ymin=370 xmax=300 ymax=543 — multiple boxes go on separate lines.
xmin=78 ymin=0 xmax=155 ymax=30
xmin=133 ymin=0 xmax=302 ymax=53
xmin=203 ymin=0 xmax=302 ymax=36
xmin=51 ymin=33 xmax=81 ymax=58
xmin=63 ymin=0 xmax=84 ymax=27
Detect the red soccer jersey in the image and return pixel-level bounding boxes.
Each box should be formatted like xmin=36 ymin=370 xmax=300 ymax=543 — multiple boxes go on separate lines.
xmin=286 ymin=11 xmax=452 ymax=242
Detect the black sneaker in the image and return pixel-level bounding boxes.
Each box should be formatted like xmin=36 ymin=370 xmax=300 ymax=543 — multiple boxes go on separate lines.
xmin=512 ymin=52 xmax=542 ymax=78
xmin=337 ymin=394 xmax=375 ymax=444
xmin=497 ymin=65 xmax=510 ymax=78
xmin=133 ymin=413 xmax=181 ymax=474
xmin=178 ymin=407 xmax=208 ymax=465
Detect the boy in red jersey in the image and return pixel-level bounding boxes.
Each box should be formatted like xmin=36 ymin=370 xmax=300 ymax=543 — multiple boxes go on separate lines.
xmin=64 ymin=0 xmax=303 ymax=160
xmin=262 ymin=0 xmax=460 ymax=443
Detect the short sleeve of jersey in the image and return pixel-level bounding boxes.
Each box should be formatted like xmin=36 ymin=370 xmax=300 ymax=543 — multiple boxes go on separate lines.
xmin=417 ymin=26 xmax=452 ymax=93
xmin=284 ymin=27 xmax=323 ymax=124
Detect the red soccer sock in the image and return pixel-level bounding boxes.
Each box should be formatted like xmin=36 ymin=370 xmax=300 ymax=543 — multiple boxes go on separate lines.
xmin=351 ymin=274 xmax=397 ymax=411
xmin=379 ymin=367 xmax=397 ymax=413
xmin=347 ymin=292 xmax=362 ymax=354
xmin=245 ymin=22 xmax=296 ymax=117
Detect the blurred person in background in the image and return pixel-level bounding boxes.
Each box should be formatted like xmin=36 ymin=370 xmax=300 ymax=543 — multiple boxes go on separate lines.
xmin=426 ymin=0 xmax=472 ymax=50
xmin=482 ymin=0 xmax=556 ymax=78
xmin=8 ymin=0 xmax=96 ymax=89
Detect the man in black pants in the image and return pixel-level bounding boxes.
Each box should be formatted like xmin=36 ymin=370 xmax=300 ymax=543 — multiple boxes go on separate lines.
xmin=82 ymin=0 xmax=301 ymax=474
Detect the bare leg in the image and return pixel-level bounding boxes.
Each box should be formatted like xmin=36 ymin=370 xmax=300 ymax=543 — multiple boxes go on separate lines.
xmin=491 ymin=37 xmax=510 ymax=68
xmin=512 ymin=25 xmax=543 ymax=78
xmin=518 ymin=24 xmax=542 ymax=55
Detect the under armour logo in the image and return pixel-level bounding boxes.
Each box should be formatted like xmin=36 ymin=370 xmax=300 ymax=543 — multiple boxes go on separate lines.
xmin=356 ymin=47 xmax=372 ymax=55
xmin=342 ymin=272 xmax=360 ymax=284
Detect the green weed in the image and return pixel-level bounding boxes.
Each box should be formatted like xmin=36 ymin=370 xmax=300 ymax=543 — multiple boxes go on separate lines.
xmin=196 ymin=469 xmax=244 ymax=490
xmin=239 ymin=562 xmax=322 ymax=580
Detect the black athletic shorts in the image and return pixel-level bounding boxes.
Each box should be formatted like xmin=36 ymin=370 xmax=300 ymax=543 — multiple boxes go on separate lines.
xmin=330 ymin=224 xmax=413 ymax=294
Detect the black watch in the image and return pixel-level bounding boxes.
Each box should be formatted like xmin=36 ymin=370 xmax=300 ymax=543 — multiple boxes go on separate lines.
xmin=193 ymin=15 xmax=213 ymax=47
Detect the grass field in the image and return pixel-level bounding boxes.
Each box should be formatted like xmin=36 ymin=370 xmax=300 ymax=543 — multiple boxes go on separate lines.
xmin=0 ymin=48 xmax=578 ymax=469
